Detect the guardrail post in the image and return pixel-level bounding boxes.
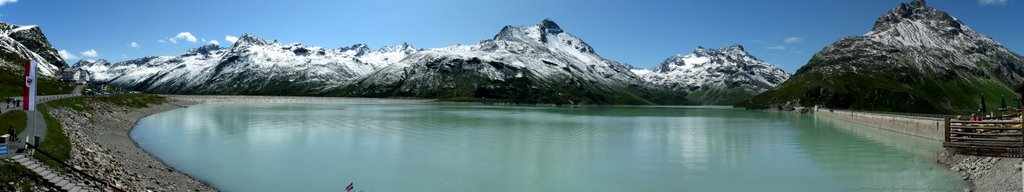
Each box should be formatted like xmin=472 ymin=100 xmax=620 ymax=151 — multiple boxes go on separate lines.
xmin=944 ymin=117 xmax=951 ymax=143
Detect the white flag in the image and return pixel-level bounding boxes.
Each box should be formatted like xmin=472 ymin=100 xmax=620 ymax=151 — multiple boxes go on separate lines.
xmin=23 ymin=60 xmax=37 ymax=111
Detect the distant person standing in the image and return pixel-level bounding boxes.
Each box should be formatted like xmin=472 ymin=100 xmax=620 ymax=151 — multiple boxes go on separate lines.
xmin=7 ymin=125 xmax=15 ymax=142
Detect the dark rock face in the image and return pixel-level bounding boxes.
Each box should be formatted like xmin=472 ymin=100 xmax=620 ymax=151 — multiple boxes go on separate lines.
xmin=1 ymin=22 xmax=67 ymax=72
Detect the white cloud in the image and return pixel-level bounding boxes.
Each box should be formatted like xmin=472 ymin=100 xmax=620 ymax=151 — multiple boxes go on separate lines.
xmin=170 ymin=32 xmax=198 ymax=43
xmin=81 ymin=49 xmax=99 ymax=57
xmin=58 ymin=50 xmax=79 ymax=60
xmin=0 ymin=0 xmax=17 ymax=7
xmin=209 ymin=40 xmax=220 ymax=46
xmin=766 ymin=45 xmax=787 ymax=50
xmin=980 ymin=0 xmax=1008 ymax=5
xmin=225 ymin=35 xmax=239 ymax=43
xmin=784 ymin=37 xmax=803 ymax=44
xmin=130 ymin=42 xmax=139 ymax=48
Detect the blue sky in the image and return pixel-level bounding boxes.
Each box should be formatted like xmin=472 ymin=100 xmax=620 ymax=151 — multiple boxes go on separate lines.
xmin=0 ymin=0 xmax=1021 ymax=72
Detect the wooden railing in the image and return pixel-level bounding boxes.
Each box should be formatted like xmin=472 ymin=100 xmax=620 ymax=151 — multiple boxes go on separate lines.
xmin=945 ymin=120 xmax=1023 ymax=142
xmin=943 ymin=117 xmax=1024 ymax=157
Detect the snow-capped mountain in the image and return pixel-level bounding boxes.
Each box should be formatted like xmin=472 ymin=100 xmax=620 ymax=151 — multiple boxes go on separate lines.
xmin=632 ymin=45 xmax=789 ymax=104
xmin=101 ymin=34 xmax=418 ymax=95
xmin=746 ymin=0 xmax=1024 ymax=113
xmin=341 ymin=19 xmax=685 ymax=105
xmin=75 ymin=59 xmax=112 ymax=81
xmin=0 ymin=22 xmax=66 ymax=76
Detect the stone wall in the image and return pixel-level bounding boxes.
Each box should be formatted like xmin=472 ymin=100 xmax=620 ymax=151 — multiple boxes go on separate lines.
xmin=815 ymin=109 xmax=946 ymax=141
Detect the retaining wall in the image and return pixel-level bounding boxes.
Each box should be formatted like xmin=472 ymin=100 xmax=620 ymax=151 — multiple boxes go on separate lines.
xmin=815 ymin=109 xmax=945 ymax=141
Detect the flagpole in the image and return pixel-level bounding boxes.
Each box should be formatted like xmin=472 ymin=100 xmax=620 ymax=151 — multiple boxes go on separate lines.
xmin=23 ymin=59 xmax=38 ymax=149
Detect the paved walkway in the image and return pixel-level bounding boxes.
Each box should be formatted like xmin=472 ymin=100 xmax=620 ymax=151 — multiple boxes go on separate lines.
xmin=3 ymin=86 xmax=81 ymax=145
xmin=17 ymin=110 xmax=45 ymax=145
xmin=2 ymin=84 xmax=83 ymax=114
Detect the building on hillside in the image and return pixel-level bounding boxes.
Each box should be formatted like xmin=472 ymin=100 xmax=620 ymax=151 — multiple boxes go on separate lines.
xmin=60 ymin=68 xmax=78 ymax=82
xmin=60 ymin=68 xmax=92 ymax=85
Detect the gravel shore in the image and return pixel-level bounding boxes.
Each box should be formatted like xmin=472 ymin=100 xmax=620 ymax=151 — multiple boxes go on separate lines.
xmin=53 ymin=97 xmax=214 ymax=191
xmin=937 ymin=152 xmax=1023 ymax=192
xmin=49 ymin=95 xmax=434 ymax=191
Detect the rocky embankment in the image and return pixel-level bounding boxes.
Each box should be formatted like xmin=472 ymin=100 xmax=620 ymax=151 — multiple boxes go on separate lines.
xmin=938 ymin=152 xmax=1023 ymax=192
xmin=50 ymin=98 xmax=215 ymax=191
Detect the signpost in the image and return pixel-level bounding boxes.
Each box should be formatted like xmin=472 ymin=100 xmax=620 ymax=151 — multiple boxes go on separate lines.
xmin=0 ymin=143 xmax=8 ymax=158
xmin=1 ymin=134 xmax=8 ymax=158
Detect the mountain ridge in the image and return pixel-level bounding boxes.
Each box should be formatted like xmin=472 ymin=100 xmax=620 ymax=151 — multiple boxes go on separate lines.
xmin=338 ymin=19 xmax=687 ymax=105
xmin=632 ymin=45 xmax=790 ymax=105
xmin=743 ymin=0 xmax=1024 ymax=114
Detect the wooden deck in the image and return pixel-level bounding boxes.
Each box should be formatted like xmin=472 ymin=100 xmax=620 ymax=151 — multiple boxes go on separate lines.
xmin=943 ymin=117 xmax=1024 ymax=157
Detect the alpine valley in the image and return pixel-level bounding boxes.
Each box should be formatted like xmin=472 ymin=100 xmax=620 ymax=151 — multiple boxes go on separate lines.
xmin=77 ymin=19 xmax=789 ymax=105
xmin=742 ymin=0 xmax=1024 ymax=114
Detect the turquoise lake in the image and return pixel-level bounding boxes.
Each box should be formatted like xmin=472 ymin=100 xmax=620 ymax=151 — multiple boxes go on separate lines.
xmin=130 ymin=103 xmax=963 ymax=192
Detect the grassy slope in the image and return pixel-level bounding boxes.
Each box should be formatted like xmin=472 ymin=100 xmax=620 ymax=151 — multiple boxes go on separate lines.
xmin=686 ymin=87 xmax=758 ymax=106
xmin=33 ymin=104 xmax=72 ymax=172
xmin=0 ymin=110 xmax=27 ymax=135
xmin=0 ymin=52 xmax=75 ymax=99
xmin=741 ymin=64 xmax=1016 ymax=114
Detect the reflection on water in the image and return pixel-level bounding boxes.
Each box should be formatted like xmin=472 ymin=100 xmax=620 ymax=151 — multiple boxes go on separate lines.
xmin=131 ymin=103 xmax=962 ymax=192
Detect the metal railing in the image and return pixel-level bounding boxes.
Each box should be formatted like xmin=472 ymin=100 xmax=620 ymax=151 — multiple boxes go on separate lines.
xmin=25 ymin=143 xmax=125 ymax=192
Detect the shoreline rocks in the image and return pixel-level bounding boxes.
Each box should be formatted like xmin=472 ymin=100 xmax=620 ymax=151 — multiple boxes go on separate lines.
xmin=51 ymin=97 xmax=215 ymax=191
xmin=937 ymin=152 xmax=1023 ymax=192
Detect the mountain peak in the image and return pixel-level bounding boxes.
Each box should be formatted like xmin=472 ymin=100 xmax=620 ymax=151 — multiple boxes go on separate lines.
xmin=340 ymin=43 xmax=371 ymax=55
xmin=74 ymin=59 xmax=110 ymax=67
xmin=379 ymin=43 xmax=416 ymax=53
xmin=910 ymin=0 xmax=927 ymax=7
xmin=642 ymin=44 xmax=790 ymax=102
xmin=234 ymin=33 xmax=277 ymax=47
xmin=865 ymin=0 xmax=988 ymax=49
xmin=186 ymin=44 xmax=222 ymax=55
xmin=684 ymin=44 xmax=757 ymax=62
xmin=869 ymin=0 xmax=959 ymax=34
xmin=726 ymin=44 xmax=745 ymax=51
xmin=539 ymin=19 xmax=564 ymax=34
xmin=494 ymin=19 xmax=569 ymax=42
